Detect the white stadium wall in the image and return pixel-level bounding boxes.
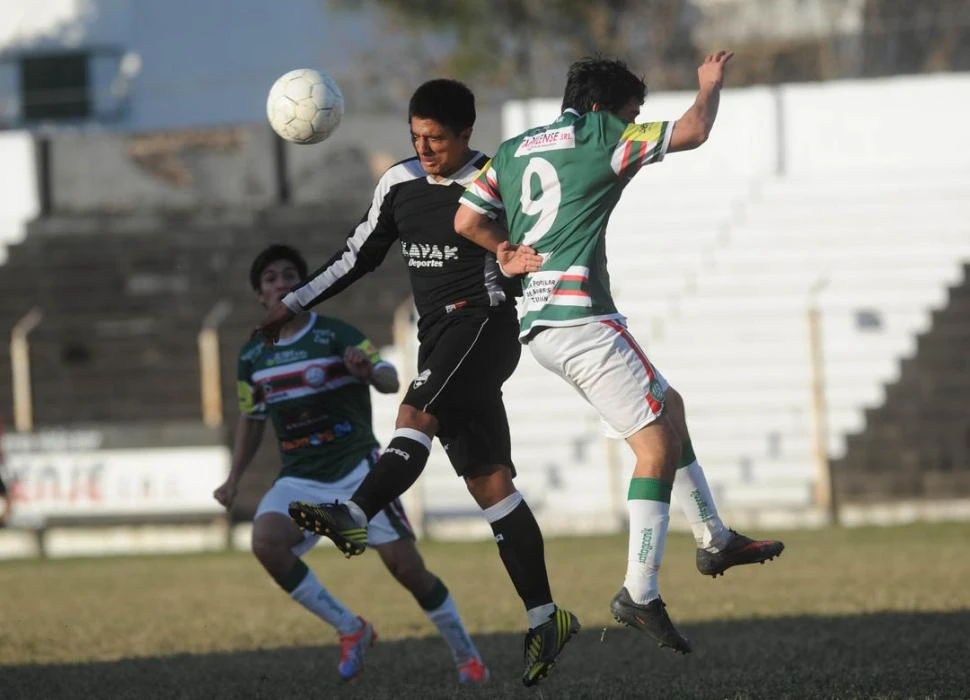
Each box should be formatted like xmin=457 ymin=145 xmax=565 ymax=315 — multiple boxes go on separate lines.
xmin=780 ymin=73 xmax=970 ymax=175
xmin=0 ymin=131 xmax=37 ymax=263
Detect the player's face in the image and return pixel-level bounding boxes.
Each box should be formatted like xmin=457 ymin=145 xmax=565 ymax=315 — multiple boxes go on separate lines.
xmin=257 ymin=259 xmax=302 ymax=309
xmin=613 ymin=96 xmax=642 ymax=124
xmin=410 ymin=117 xmax=472 ymax=180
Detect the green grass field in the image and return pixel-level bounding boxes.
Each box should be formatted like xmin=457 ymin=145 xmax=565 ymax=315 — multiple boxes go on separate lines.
xmin=1 ymin=522 xmax=968 ymax=699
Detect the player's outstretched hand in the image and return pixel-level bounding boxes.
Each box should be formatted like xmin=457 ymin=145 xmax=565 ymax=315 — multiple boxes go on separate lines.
xmin=698 ymin=50 xmax=734 ymax=88
xmin=213 ymin=479 xmax=237 ymax=509
xmin=497 ymin=241 xmax=543 ymax=276
xmin=252 ymin=304 xmax=295 ymax=346
xmin=344 ymin=346 xmax=373 ymax=380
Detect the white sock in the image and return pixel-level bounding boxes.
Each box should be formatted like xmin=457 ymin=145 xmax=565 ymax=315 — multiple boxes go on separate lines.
xmin=673 ymin=461 xmax=730 ymax=552
xmin=290 ymin=567 xmax=361 ymax=635
xmin=425 ymin=593 xmax=481 ymax=665
xmin=623 ymin=481 xmax=671 ymax=604
xmin=527 ymin=602 xmax=557 ymax=630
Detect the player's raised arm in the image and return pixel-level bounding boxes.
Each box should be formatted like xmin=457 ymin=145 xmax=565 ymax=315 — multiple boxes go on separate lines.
xmin=668 ymin=50 xmax=734 ymax=153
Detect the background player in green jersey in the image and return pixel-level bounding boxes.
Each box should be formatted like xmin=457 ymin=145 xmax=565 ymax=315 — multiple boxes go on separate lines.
xmin=213 ymin=244 xmax=489 ymax=684
xmin=456 ymin=52 xmax=784 ymax=654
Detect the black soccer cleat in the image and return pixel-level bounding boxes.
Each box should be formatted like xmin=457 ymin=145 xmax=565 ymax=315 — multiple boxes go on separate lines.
xmin=288 ymin=501 xmax=368 ymax=558
xmin=521 ymin=607 xmax=581 ymax=687
xmin=696 ymin=530 xmax=785 ymax=578
xmin=610 ymin=588 xmax=692 ymax=654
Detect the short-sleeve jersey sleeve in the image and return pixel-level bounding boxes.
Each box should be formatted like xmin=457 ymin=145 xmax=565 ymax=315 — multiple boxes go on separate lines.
xmin=607 ymin=119 xmax=673 ymax=178
xmin=460 ymin=156 xmax=505 ymax=220
xmin=236 ymin=342 xmax=267 ymax=419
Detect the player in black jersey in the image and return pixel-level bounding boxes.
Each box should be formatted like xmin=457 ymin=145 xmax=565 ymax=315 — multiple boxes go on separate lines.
xmin=254 ymin=79 xmax=578 ymax=687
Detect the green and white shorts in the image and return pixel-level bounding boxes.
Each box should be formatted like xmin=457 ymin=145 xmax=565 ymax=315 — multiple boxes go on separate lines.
xmin=527 ymin=318 xmax=670 ymax=439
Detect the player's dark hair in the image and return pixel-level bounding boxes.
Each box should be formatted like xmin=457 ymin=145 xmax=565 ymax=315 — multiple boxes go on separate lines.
xmin=560 ymin=57 xmax=646 ymax=115
xmin=408 ymin=79 xmax=476 ymax=135
xmin=249 ymin=244 xmax=308 ymax=290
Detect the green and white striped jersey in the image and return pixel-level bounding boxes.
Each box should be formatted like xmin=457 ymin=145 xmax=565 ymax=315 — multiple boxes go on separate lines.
xmin=237 ymin=313 xmax=386 ymax=483
xmin=460 ymin=109 xmax=672 ymax=339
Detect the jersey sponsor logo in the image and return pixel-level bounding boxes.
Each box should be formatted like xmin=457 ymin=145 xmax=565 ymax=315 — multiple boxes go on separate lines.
xmin=264 ymin=349 xmax=309 ymax=367
xmin=241 ymin=344 xmax=264 ymax=362
xmin=522 ymin=267 xmax=592 ymax=310
xmin=312 ymin=329 xmax=336 ymax=347
xmin=513 ymin=126 xmax=575 ymax=156
xmin=401 ymin=241 xmax=459 ymax=269
xmin=411 ymin=369 xmax=431 ymax=389
xmin=279 ymin=420 xmax=353 ymax=451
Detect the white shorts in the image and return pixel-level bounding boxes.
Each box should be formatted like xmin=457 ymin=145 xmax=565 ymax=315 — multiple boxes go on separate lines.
xmin=254 ymin=458 xmax=414 ymax=556
xmin=527 ymin=319 xmax=669 ymax=439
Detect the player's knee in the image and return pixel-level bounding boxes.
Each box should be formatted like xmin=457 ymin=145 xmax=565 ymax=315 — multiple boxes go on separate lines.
xmin=251 ymin=519 xmax=294 ymax=568
xmin=465 ymin=466 xmax=515 ymax=508
xmin=395 ymin=404 xmax=438 ymax=434
xmin=663 ymin=387 xmax=689 ymax=436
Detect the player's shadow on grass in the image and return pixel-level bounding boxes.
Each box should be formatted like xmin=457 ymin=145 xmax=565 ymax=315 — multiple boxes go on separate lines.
xmin=2 ymin=610 xmax=968 ymax=700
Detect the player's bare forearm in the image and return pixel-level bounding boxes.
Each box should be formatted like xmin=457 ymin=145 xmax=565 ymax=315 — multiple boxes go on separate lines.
xmin=669 ymin=50 xmax=733 ymax=153
xmin=455 ymin=205 xmax=543 ymax=275
xmin=371 ymin=364 xmax=400 ymax=394
xmin=229 ymin=414 xmax=266 ymax=482
xmin=454 ymin=204 xmax=507 ymax=253
xmin=216 ymin=414 xmax=266 ymax=508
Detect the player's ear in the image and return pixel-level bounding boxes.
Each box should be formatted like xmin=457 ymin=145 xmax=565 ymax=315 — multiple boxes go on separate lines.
xmin=591 ymin=103 xmax=602 ymax=112
xmin=459 ymin=126 xmax=472 ymax=144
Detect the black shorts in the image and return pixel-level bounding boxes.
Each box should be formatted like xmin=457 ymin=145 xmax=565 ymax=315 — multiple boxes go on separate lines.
xmin=403 ymin=304 xmax=520 ymax=478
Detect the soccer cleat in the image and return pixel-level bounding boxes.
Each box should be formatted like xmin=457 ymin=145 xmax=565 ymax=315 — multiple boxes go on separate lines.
xmin=610 ymin=588 xmax=692 ymax=654
xmin=521 ymin=607 xmax=581 ymax=687
xmin=289 ymin=500 xmax=368 ymax=558
xmin=337 ymin=617 xmax=377 ymax=681
xmin=457 ymin=657 xmax=491 ymax=684
xmin=696 ymin=530 xmax=785 ymax=578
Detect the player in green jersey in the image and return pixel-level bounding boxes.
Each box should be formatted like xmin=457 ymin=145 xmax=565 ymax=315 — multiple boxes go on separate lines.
xmin=455 ymin=53 xmax=784 ymax=653
xmin=213 ymin=244 xmax=489 ymax=684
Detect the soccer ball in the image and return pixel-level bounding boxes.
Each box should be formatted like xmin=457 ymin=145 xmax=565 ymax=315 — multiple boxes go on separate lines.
xmin=266 ymin=68 xmax=344 ymax=144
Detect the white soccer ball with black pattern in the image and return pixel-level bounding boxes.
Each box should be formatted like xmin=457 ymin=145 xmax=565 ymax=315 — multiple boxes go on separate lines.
xmin=266 ymin=69 xmax=344 ymax=144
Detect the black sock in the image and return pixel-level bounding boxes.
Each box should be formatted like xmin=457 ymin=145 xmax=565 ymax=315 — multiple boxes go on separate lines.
xmin=352 ymin=429 xmax=431 ymax=520
xmin=485 ymin=493 xmax=553 ymax=610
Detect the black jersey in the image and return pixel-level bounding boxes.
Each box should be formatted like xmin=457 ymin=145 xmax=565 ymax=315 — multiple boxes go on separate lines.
xmin=286 ymin=152 xmax=517 ymax=337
